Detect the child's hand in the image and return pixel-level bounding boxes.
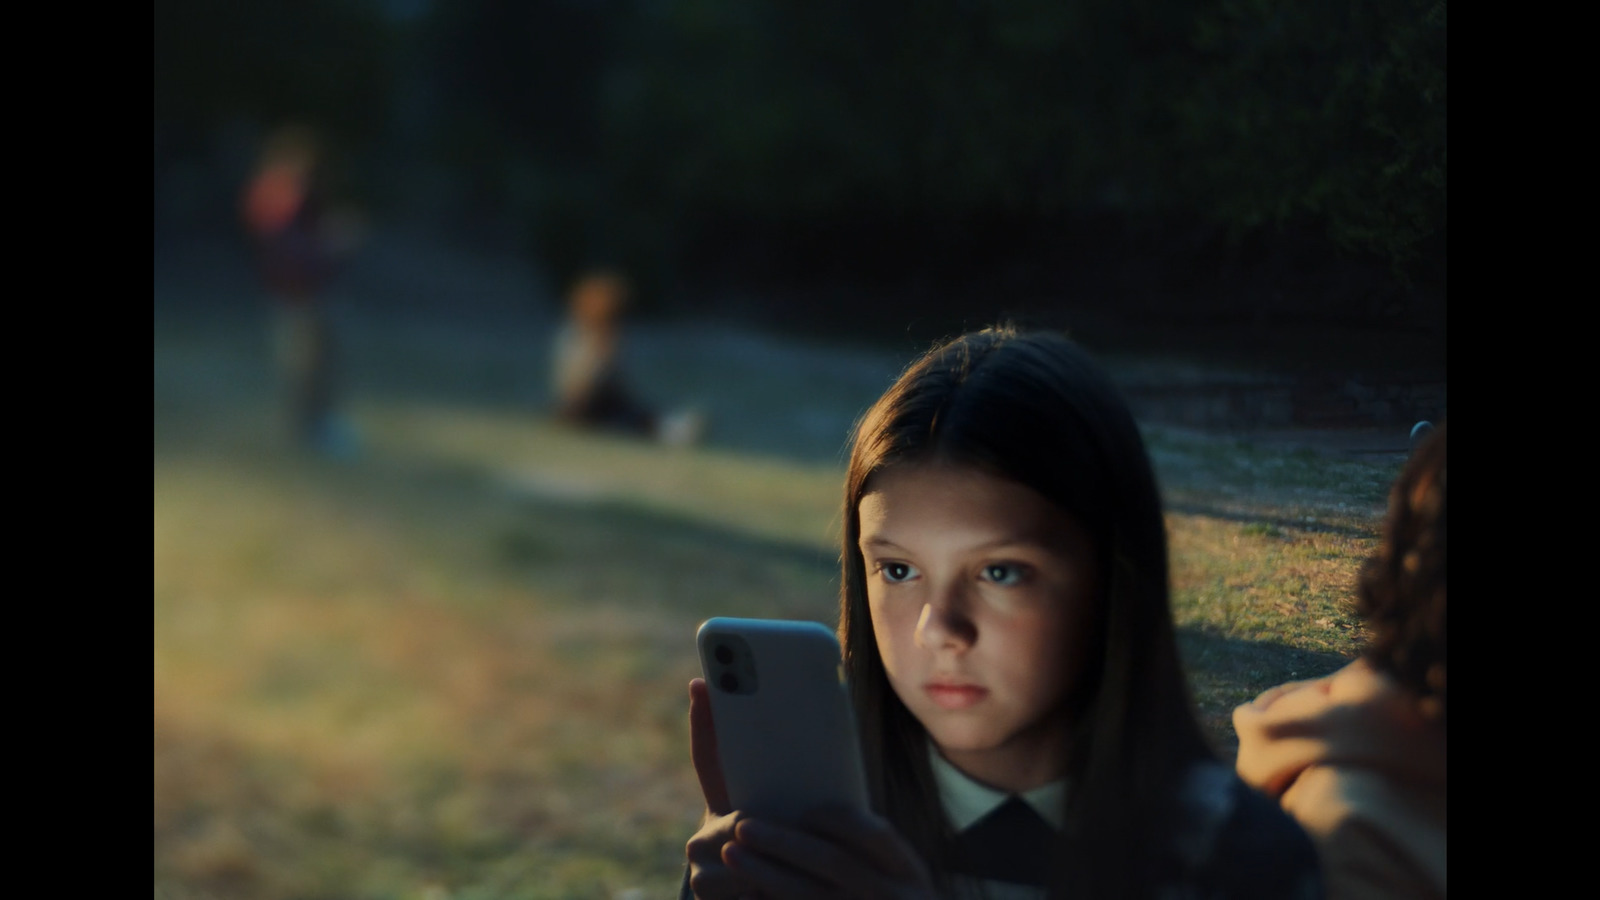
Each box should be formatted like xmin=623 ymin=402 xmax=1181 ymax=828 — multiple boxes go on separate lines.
xmin=688 ymin=678 xmax=729 ymax=813
xmin=685 ymin=678 xmax=753 ymax=899
xmin=685 ymin=679 xmax=931 ymax=898
xmin=685 ymin=809 xmax=754 ymax=900
xmin=724 ymin=806 xmax=936 ymax=900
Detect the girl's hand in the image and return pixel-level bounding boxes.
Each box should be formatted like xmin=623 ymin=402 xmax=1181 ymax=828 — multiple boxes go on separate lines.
xmin=685 ymin=678 xmax=754 ymax=899
xmin=725 ymin=806 xmax=936 ymax=900
xmin=688 ymin=678 xmax=729 ymax=813
xmin=686 ymin=809 xmax=755 ymax=900
xmin=686 ymin=678 xmax=933 ymax=898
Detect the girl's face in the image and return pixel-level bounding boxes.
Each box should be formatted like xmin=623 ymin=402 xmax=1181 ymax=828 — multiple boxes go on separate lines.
xmin=858 ymin=463 xmax=1099 ymax=793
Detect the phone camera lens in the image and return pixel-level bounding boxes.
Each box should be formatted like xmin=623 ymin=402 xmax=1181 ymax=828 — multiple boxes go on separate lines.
xmin=719 ymin=672 xmax=739 ymax=692
xmin=714 ymin=645 xmax=734 ymax=665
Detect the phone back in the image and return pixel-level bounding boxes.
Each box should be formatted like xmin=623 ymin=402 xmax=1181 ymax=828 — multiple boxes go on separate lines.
xmin=697 ymin=617 xmax=869 ymax=821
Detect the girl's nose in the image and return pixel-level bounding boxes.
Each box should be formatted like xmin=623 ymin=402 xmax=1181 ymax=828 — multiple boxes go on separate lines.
xmin=915 ymin=589 xmax=977 ymax=651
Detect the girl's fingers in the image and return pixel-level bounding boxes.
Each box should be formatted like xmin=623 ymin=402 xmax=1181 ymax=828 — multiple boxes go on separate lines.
xmin=723 ymin=836 xmax=847 ymax=900
xmin=686 ymin=811 xmax=756 ymax=900
xmin=797 ymin=806 xmax=933 ymax=885
xmin=687 ymin=860 xmax=756 ymax=900
xmin=732 ymin=818 xmax=878 ymax=892
xmin=688 ymin=678 xmax=732 ymax=815
xmin=687 ymin=811 xmax=741 ymax=865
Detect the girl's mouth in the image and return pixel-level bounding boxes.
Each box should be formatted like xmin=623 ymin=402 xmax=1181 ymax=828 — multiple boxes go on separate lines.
xmin=925 ymin=683 xmax=989 ymax=710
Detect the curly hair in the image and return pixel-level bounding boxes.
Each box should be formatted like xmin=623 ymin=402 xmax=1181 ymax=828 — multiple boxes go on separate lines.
xmin=1356 ymin=421 xmax=1446 ymax=724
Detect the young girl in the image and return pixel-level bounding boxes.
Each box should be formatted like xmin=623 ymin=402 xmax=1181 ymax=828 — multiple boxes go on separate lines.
xmin=684 ymin=326 xmax=1320 ymax=899
xmin=550 ymin=270 xmax=707 ymax=445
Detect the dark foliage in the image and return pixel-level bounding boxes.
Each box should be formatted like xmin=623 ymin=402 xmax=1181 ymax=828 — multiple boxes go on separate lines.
xmin=154 ymin=0 xmax=394 ymax=146
xmin=154 ymin=0 xmax=1446 ymax=328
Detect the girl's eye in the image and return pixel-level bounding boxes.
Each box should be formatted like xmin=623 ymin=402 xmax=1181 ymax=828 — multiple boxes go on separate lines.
xmin=981 ymin=563 xmax=1026 ymax=586
xmin=880 ymin=562 xmax=917 ymax=583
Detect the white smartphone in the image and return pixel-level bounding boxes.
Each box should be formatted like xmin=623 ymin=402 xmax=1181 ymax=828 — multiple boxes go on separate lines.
xmin=696 ymin=617 xmax=870 ymax=821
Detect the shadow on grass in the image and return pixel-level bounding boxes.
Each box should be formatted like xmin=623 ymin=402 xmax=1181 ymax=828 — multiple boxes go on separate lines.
xmin=492 ymin=488 xmax=842 ymax=622
xmin=1177 ymin=625 xmax=1354 ymax=757
xmin=498 ymin=493 xmax=837 ymax=573
xmin=154 ymin=417 xmax=846 ymax=628
xmin=1164 ymin=497 xmax=1377 ymax=539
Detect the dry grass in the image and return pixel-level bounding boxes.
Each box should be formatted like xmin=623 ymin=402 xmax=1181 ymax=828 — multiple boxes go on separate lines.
xmin=154 ymin=304 xmax=1404 ymax=899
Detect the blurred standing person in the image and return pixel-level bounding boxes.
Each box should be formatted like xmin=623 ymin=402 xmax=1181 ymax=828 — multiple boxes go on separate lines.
xmin=551 ymin=270 xmax=704 ymax=445
xmin=241 ymin=124 xmax=363 ymax=457
xmin=1234 ymin=423 xmax=1446 ymax=900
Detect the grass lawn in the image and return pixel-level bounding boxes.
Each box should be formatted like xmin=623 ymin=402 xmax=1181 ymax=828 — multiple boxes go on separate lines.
xmin=155 ymin=296 xmax=1403 ymax=899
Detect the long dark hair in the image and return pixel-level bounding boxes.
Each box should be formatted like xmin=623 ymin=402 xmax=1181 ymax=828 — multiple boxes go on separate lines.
xmin=838 ymin=326 xmax=1213 ymax=897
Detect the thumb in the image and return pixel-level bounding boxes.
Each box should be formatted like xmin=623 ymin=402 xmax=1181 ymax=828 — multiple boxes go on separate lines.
xmin=689 ymin=677 xmax=731 ymax=815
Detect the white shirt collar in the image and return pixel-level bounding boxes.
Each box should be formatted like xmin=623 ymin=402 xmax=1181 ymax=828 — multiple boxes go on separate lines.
xmin=928 ymin=744 xmax=1067 ymax=831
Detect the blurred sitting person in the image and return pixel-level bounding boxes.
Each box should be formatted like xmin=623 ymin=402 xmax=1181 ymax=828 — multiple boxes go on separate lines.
xmin=551 ymin=270 xmax=704 ymax=445
xmin=240 ymin=123 xmax=363 ymax=457
xmin=1234 ymin=422 xmax=1446 ymax=900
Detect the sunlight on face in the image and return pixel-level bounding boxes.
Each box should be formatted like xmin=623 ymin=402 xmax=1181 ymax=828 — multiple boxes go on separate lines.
xmin=858 ymin=463 xmax=1100 ymax=792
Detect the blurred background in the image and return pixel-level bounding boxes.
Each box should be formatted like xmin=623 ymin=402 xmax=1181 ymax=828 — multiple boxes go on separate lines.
xmin=154 ymin=2 xmax=1445 ymax=898
xmin=155 ymin=0 xmax=1445 ymax=361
